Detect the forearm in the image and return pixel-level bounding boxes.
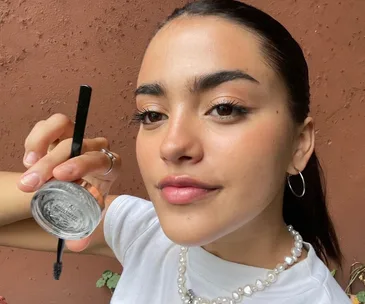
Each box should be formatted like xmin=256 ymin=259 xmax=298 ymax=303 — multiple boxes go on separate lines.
xmin=0 ymin=172 xmax=33 ymax=227
xmin=0 ymin=172 xmax=117 ymax=255
xmin=0 ymin=218 xmax=59 ymax=251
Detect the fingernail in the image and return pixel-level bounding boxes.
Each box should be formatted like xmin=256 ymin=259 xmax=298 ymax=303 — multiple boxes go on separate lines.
xmin=20 ymin=172 xmax=40 ymax=188
xmin=24 ymin=151 xmax=39 ymax=166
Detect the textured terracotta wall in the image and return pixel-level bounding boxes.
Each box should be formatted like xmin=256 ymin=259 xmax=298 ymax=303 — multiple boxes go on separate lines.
xmin=0 ymin=0 xmax=364 ymax=303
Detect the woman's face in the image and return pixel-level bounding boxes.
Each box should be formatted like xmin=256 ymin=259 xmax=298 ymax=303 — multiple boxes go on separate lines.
xmin=135 ymin=16 xmax=299 ymax=246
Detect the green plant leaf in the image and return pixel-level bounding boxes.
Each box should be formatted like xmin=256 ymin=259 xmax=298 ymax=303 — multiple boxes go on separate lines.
xmin=330 ymin=269 xmax=336 ymax=277
xmin=357 ymin=291 xmax=365 ymax=302
xmin=102 ymin=270 xmax=113 ymax=280
xmin=96 ymin=278 xmax=106 ymax=288
xmin=106 ymin=273 xmax=121 ymax=289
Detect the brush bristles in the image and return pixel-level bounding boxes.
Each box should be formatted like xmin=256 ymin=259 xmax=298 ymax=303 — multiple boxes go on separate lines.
xmin=53 ymin=262 xmax=63 ymax=280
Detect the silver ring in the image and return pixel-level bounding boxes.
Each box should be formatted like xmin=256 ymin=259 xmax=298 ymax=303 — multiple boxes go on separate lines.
xmin=287 ymin=171 xmax=306 ymax=198
xmin=100 ymin=148 xmax=116 ymax=176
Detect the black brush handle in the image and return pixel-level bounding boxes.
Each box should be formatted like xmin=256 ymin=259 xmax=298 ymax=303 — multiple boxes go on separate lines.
xmin=70 ymin=85 xmax=92 ymax=159
xmin=55 ymin=84 xmax=93 ymax=278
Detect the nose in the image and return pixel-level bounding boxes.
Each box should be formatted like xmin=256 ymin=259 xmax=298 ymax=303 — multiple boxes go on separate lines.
xmin=160 ymin=116 xmax=203 ymax=165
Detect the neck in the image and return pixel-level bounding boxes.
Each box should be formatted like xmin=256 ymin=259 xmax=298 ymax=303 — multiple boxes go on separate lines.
xmin=202 ymin=198 xmax=305 ymax=269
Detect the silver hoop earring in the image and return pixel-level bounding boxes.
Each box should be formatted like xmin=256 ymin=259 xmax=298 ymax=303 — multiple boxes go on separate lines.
xmin=287 ymin=171 xmax=306 ymax=198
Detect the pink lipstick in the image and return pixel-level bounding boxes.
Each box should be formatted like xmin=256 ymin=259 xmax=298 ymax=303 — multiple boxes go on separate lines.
xmin=157 ymin=175 xmax=221 ymax=205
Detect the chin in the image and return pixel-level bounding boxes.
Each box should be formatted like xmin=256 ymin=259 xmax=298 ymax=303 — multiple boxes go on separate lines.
xmin=164 ymin=229 xmax=213 ymax=247
xmin=148 ymin=190 xmax=249 ymax=247
xmin=158 ymin=217 xmax=226 ymax=247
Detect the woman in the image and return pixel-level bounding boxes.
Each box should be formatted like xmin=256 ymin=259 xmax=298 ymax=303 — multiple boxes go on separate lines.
xmin=0 ymin=1 xmax=351 ymax=303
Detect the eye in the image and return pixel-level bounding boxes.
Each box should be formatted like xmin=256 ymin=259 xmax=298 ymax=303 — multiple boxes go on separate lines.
xmin=213 ymin=104 xmax=235 ymax=116
xmin=207 ymin=100 xmax=250 ymax=119
xmin=132 ymin=110 xmax=167 ymax=125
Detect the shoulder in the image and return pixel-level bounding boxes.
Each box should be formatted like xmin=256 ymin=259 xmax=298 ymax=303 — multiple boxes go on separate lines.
xmin=104 ymin=195 xmax=162 ymax=265
xmin=301 ymin=243 xmax=351 ymax=304
xmin=274 ymin=243 xmax=351 ymax=303
xmin=302 ymin=271 xmax=351 ymax=304
xmin=106 ymin=194 xmax=157 ymax=226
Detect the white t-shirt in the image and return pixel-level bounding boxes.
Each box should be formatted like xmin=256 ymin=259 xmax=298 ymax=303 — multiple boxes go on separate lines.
xmin=104 ymin=195 xmax=351 ymax=304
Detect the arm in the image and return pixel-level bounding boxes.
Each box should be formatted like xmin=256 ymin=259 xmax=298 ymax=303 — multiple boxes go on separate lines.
xmin=0 ymin=114 xmax=122 ymax=258
xmin=0 ymin=171 xmax=117 ymax=257
xmin=0 ymin=172 xmax=33 ymax=226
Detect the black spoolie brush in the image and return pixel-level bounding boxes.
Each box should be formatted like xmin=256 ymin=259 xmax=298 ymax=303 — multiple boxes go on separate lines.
xmin=54 ymin=237 xmax=65 ymax=280
xmin=54 ymin=85 xmax=92 ymax=280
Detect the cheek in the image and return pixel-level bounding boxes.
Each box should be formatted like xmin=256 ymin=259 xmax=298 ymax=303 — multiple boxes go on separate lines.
xmin=136 ymin=132 xmax=161 ymax=183
xmin=207 ymin=115 xmax=292 ymax=177
xmin=205 ymin=114 xmax=293 ymax=213
xmin=136 ymin=133 xmax=149 ymax=174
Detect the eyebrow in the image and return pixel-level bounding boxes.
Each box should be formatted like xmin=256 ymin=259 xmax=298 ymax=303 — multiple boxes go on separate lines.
xmin=134 ymin=82 xmax=165 ymax=96
xmin=191 ymin=69 xmax=259 ymax=93
xmin=134 ymin=69 xmax=259 ymax=97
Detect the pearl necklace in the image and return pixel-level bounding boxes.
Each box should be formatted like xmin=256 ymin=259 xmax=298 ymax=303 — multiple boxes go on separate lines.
xmin=177 ymin=225 xmax=303 ymax=304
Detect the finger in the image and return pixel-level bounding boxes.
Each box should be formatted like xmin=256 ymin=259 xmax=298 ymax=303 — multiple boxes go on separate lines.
xmin=23 ymin=114 xmax=74 ymax=167
xmin=53 ymin=150 xmax=121 ymax=182
xmin=18 ymin=137 xmax=109 ymax=192
xmin=65 ymin=237 xmax=92 ymax=252
xmin=47 ymin=138 xmax=60 ymax=153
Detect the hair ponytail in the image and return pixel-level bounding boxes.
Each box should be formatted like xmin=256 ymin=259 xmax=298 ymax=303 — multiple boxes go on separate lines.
xmin=284 ymin=151 xmax=343 ymax=267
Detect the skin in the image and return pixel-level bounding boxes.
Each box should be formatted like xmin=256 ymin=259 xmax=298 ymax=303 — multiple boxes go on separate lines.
xmin=11 ymin=15 xmax=314 ymax=268
xmin=135 ymin=16 xmax=314 ymax=268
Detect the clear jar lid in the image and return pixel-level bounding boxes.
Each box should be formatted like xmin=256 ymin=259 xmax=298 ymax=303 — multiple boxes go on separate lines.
xmin=31 ymin=180 xmax=102 ymax=240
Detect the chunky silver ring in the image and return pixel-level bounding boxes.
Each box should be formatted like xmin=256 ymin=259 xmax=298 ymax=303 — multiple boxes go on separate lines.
xmin=100 ymin=148 xmax=117 ymax=176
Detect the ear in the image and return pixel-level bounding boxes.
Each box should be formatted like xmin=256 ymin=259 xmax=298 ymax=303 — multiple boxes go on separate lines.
xmin=287 ymin=117 xmax=315 ymax=175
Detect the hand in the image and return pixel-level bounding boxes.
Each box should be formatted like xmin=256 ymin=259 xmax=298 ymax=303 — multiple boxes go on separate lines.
xmin=17 ymin=113 xmax=121 ymax=251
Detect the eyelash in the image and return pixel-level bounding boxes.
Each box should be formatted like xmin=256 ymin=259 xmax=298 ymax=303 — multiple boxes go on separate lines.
xmin=208 ymin=99 xmax=250 ymax=119
xmin=131 ymin=108 xmax=159 ymax=125
xmin=131 ymin=99 xmax=250 ymax=125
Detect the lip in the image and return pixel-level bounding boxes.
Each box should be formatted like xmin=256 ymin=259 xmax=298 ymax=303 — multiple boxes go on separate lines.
xmin=158 ymin=175 xmax=220 ymax=190
xmin=157 ymin=175 xmax=221 ymax=205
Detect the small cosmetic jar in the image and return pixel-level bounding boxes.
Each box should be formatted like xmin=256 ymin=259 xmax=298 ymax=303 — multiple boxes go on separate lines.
xmin=30 ymin=179 xmax=104 ymax=240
